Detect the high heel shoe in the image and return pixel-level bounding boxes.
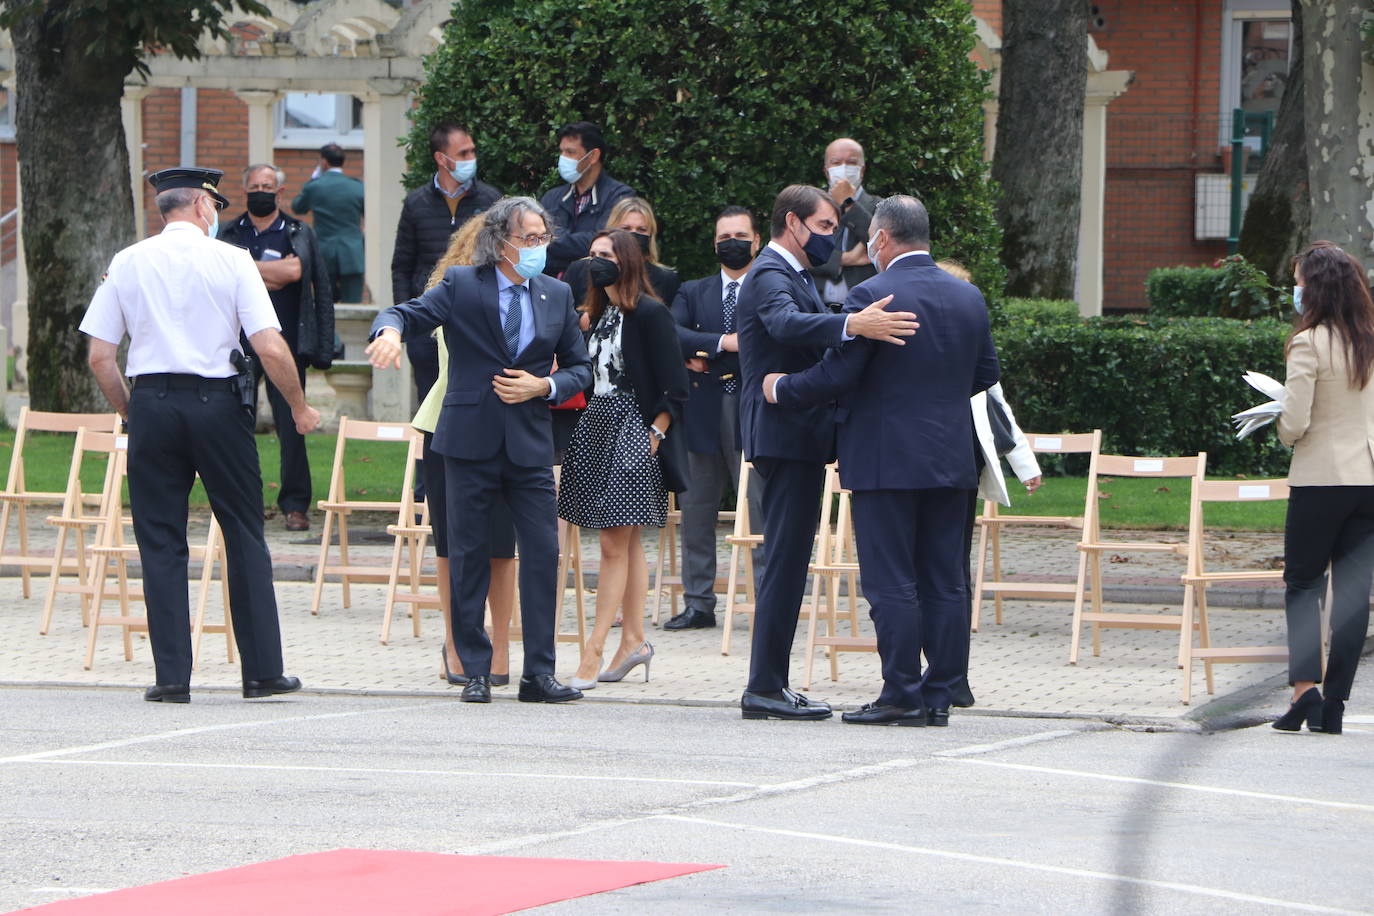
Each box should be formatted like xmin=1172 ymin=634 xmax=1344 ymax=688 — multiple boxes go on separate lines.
xmin=598 ymin=642 xmax=654 ymax=683
xmin=1272 ymin=686 xmax=1322 ymax=732
xmin=568 ymin=675 xmax=598 ymax=690
xmin=441 ymin=648 xmax=468 ymax=686
xmin=1318 ymin=698 xmax=1344 ymax=735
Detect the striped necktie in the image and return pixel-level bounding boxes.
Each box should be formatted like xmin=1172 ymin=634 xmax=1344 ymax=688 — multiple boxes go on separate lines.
xmin=504 ymin=284 xmax=523 ymax=359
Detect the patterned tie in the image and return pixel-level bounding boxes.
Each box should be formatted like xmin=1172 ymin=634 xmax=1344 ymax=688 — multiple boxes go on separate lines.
xmin=722 ymin=281 xmax=739 ymax=394
xmin=504 ymin=284 xmax=523 ymax=359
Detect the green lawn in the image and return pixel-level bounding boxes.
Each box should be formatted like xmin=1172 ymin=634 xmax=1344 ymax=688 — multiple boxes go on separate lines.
xmin=0 ymin=429 xmax=1287 ymax=531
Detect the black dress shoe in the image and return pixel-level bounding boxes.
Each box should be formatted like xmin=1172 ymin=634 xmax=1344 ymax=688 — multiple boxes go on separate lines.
xmin=518 ymin=674 xmax=582 ymax=703
xmin=1273 ymin=686 xmax=1323 ymax=732
xmin=144 ymin=684 xmax=190 ymax=703
xmin=841 ymin=703 xmax=927 ymax=726
xmin=741 ymin=689 xmax=833 ymax=720
xmin=461 ymin=676 xmax=491 ymax=703
xmin=491 ymin=674 xmax=510 ymax=687
xmin=664 ymin=608 xmax=717 ymax=630
xmin=950 ymin=680 xmax=975 ymax=708
xmin=926 ymin=706 xmax=951 ymax=727
xmin=243 ymin=675 xmax=302 ymax=699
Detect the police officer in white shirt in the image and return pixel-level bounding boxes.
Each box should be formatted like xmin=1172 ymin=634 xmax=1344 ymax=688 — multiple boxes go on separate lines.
xmin=80 ymin=167 xmax=321 ymax=704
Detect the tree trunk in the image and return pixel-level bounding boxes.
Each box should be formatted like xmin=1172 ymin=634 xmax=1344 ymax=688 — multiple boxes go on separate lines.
xmin=1301 ymin=0 xmax=1374 ymax=261
xmin=992 ymin=0 xmax=1089 ymax=299
xmin=11 ymin=5 xmax=135 ymax=412
xmin=1238 ymin=1 xmax=1309 ymax=286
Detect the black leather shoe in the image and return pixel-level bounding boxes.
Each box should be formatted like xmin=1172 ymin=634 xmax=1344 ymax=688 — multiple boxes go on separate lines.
xmin=144 ymin=684 xmax=190 ymax=703
xmin=1273 ymin=686 xmax=1323 ymax=732
xmin=491 ymin=674 xmax=510 ymax=687
xmin=741 ymin=689 xmax=833 ymax=721
xmin=518 ymin=674 xmax=582 ymax=703
xmin=926 ymin=706 xmax=951 ymax=727
xmin=664 ymin=608 xmax=717 ymax=630
xmin=243 ymin=675 xmax=302 ymax=699
xmin=461 ymin=676 xmax=491 ymax=703
xmin=841 ymin=703 xmax=927 ymax=726
xmin=950 ymin=680 xmax=975 ymax=708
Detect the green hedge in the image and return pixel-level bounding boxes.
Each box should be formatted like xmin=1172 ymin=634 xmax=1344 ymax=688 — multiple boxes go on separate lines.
xmin=993 ymin=316 xmax=1292 ymax=476
xmin=1145 ymin=255 xmax=1288 ymax=320
xmin=992 ymin=297 xmax=1080 ymax=327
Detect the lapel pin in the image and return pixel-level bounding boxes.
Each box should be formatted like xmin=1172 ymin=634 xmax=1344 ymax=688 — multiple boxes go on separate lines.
xmin=540 ymin=293 xmax=547 ymax=300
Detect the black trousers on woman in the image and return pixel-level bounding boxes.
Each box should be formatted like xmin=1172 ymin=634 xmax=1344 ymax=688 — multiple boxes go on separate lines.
xmin=1285 ymin=485 xmax=1374 ymax=700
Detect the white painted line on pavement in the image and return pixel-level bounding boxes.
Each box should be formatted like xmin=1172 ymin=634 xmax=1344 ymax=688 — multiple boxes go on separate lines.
xmin=25 ymin=758 xmax=759 ymax=789
xmin=934 ymin=729 xmax=1082 ymax=758
xmin=0 ymin=701 xmax=454 ymax=765
xmin=942 ymin=758 xmax=1374 ymax=814
xmin=23 ymin=888 xmax=116 ymax=895
xmin=658 ymin=815 xmax=1366 ymax=915
xmin=463 ymin=816 xmax=659 ymax=856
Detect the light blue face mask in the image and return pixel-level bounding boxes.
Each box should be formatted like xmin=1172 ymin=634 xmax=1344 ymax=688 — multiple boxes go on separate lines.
xmin=204 ymin=197 xmax=219 ymax=238
xmin=445 ymin=155 xmax=477 ymax=184
xmin=505 ymin=240 xmax=548 ymax=279
xmin=866 ymin=229 xmax=884 ymax=272
xmin=1293 ymin=286 xmax=1304 ymax=314
xmin=558 ymin=152 xmax=589 ymax=185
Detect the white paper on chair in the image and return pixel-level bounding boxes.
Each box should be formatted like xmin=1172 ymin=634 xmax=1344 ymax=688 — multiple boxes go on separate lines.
xmin=1232 ymin=370 xmax=1286 ymax=440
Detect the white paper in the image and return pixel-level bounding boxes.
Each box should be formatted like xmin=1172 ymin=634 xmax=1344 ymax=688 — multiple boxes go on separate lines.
xmin=1243 ymin=370 xmax=1285 ymax=401
xmin=115 ymin=436 xmax=128 ymax=450
xmin=1233 ymin=370 xmax=1286 ymax=440
xmin=376 ymin=426 xmax=405 ymax=440
xmin=1134 ymin=459 xmax=1164 ymax=472
xmin=1237 ymin=485 xmax=1271 ymax=499
xmin=1033 ymin=436 xmax=1063 ymax=450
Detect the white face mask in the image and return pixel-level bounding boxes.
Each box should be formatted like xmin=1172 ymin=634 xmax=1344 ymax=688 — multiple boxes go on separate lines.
xmin=1293 ymin=286 xmax=1304 ymax=314
xmin=827 ymin=164 xmax=862 ymax=188
xmin=866 ymin=229 xmax=884 ymax=271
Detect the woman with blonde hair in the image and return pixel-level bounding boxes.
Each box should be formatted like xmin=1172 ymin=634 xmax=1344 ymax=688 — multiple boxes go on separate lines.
xmin=413 ymin=220 xmax=518 ymax=689
xmin=562 ymin=197 xmax=680 ymax=308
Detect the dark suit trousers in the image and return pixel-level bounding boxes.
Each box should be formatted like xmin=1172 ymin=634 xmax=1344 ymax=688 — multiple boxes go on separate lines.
xmin=127 ymin=384 xmax=284 ymax=686
xmin=747 ymin=457 xmax=826 ymax=693
xmin=1284 ymin=485 xmax=1374 ymax=699
xmin=445 ymin=453 xmax=560 ymax=677
xmin=851 ymin=487 xmax=973 ymax=709
xmin=252 ymin=355 xmax=311 ymax=514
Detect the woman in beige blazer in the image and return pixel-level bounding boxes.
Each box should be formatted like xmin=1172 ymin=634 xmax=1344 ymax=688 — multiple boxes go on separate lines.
xmin=1273 ymin=241 xmax=1374 ymax=735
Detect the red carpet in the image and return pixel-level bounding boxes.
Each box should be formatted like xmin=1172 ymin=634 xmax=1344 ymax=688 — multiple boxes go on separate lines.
xmin=14 ymin=849 xmax=722 ymax=915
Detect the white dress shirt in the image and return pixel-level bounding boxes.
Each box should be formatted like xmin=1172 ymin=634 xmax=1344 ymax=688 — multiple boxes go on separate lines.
xmin=80 ymin=222 xmax=280 ymax=378
xmin=493 ymin=268 xmax=560 ymax=401
xmin=715 ymin=268 xmax=748 ymax=355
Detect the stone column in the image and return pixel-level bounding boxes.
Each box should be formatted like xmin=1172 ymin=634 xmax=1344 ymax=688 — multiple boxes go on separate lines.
xmin=1076 ymin=70 xmax=1132 ymax=317
xmin=235 ymin=90 xmax=280 ymax=169
xmin=121 ymin=85 xmax=153 ymax=238
xmin=360 ymin=80 xmax=415 ymax=420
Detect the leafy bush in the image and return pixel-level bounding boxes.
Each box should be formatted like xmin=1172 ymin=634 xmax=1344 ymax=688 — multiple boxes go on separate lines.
xmin=407 ymin=0 xmax=1006 ymax=293
xmin=993 ymin=316 xmax=1292 ymax=476
xmin=992 ymin=297 xmax=1080 ymax=327
xmin=1145 ymin=255 xmax=1287 ymax=320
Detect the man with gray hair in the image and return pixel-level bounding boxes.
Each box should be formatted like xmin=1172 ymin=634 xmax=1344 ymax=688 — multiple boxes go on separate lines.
xmin=765 ymin=195 xmax=1000 ymax=728
xmin=367 ymin=197 xmax=592 ymax=705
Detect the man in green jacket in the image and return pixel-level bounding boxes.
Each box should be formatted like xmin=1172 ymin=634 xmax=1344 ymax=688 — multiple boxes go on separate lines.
xmin=292 ymin=143 xmax=365 ymax=302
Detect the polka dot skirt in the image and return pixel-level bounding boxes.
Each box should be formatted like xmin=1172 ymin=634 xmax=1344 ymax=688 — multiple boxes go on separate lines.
xmin=558 ymin=390 xmax=667 ymax=529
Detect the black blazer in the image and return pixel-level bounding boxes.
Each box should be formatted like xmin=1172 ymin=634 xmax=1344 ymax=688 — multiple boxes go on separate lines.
xmin=670 ymin=272 xmax=743 ymax=456
xmin=539 ymin=172 xmax=637 ymax=276
xmin=587 ymin=295 xmax=691 ymax=493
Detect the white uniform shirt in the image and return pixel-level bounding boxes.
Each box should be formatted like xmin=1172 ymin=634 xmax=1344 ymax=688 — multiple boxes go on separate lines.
xmin=80 ymin=221 xmax=281 ymax=378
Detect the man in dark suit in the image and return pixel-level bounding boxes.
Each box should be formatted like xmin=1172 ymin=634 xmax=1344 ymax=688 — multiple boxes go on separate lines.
xmin=665 ymin=205 xmax=764 ymax=631
xmin=765 ymin=195 xmax=1000 ymax=726
xmin=539 ymin=121 xmax=636 ymax=277
xmin=736 ymin=185 xmax=918 ymax=721
xmin=291 ymin=143 xmax=365 ymax=303
xmin=809 ymin=138 xmax=877 ymax=309
xmin=367 ymin=196 xmax=592 ymax=706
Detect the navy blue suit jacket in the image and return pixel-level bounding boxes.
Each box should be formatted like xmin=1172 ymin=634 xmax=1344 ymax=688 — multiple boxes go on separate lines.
xmin=671 ymin=273 xmax=742 ymax=456
xmin=371 ymin=265 xmax=592 ymax=467
xmin=775 ymin=253 xmax=1000 ymax=491
xmin=737 ymin=246 xmax=848 ymax=463
xmin=538 ymin=172 xmax=637 ymax=277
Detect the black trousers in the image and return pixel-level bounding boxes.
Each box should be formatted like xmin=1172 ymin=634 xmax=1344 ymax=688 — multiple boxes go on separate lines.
xmin=444 ymin=452 xmax=560 ymax=677
xmin=852 ymin=487 xmax=972 ymax=709
xmin=747 ymin=457 xmax=827 ymax=694
xmin=1284 ymin=485 xmax=1374 ymax=700
xmin=958 ymin=448 xmax=989 ymax=688
xmin=251 ymin=355 xmax=311 ymax=514
xmin=408 ymin=336 xmax=440 ymax=503
xmin=127 ymin=381 xmax=284 ymax=686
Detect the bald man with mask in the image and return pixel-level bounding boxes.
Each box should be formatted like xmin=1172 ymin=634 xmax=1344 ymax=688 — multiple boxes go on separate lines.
xmin=808 ymin=138 xmax=877 ymax=310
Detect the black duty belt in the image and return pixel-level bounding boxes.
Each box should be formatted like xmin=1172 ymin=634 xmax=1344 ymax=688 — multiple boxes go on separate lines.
xmin=132 ymin=373 xmax=236 ymax=391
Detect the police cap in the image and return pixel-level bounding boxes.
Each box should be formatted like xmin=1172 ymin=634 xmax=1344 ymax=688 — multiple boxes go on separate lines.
xmin=146 ymin=167 xmax=230 ymax=210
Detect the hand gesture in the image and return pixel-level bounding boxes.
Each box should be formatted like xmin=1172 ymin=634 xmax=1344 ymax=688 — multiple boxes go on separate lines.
xmin=1024 ymin=476 xmax=1043 ymax=494
xmin=365 ymin=328 xmax=403 ymax=369
xmin=493 ymin=368 xmax=552 ymax=404
xmin=763 ymin=372 xmax=787 ymax=404
xmin=719 ymin=333 xmax=740 ymax=353
xmin=293 ymin=404 xmax=322 ymax=434
xmin=846 ymin=295 xmax=919 ymax=345
xmin=686 ymin=357 xmax=709 ymax=374
xmin=830 ymin=178 xmax=855 ymax=205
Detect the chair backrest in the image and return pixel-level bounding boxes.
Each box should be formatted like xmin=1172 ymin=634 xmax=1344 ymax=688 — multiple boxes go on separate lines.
xmin=1186 ymin=477 xmax=1289 ymax=577
xmin=1082 ymin=452 xmax=1207 ymax=541
xmin=56 ymin=428 xmax=129 ymax=522
xmin=1022 ymin=429 xmax=1101 ymax=455
xmin=4 ymin=408 xmax=121 ymax=496
xmin=323 ymin=416 xmax=422 ymax=506
xmin=391 ymin=430 xmax=427 ymax=527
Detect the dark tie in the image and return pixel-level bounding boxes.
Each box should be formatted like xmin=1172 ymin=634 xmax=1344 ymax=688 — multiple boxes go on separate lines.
xmin=504 ymin=284 xmax=523 ymax=359
xmin=722 ymin=281 xmax=739 ymax=394
xmin=797 ymin=269 xmax=823 ymax=311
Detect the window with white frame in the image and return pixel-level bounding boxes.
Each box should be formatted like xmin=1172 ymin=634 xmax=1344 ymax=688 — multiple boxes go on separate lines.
xmin=1219 ymin=2 xmax=1293 ymax=158
xmin=274 ymin=92 xmax=363 ymax=148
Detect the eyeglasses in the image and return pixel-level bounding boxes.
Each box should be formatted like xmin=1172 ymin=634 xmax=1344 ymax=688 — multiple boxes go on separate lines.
xmin=508 ymin=232 xmax=553 ymax=247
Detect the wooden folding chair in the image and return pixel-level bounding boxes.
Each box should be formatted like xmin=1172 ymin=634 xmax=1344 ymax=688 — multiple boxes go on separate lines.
xmin=1178 ymin=478 xmax=1291 ymax=704
xmin=552 ymin=465 xmax=588 ymax=646
xmin=0 ymin=408 xmax=120 ymax=598
xmin=720 ymin=460 xmax=764 ymax=656
xmin=1070 ymin=452 xmax=1208 ymax=665
xmin=650 ymin=493 xmax=683 ymax=626
xmin=311 ymin=417 xmax=416 ymax=615
xmin=972 ymin=430 xmax=1102 ymax=630
xmin=802 ymin=463 xmax=872 ymax=690
xmin=39 ymin=428 xmax=128 ymax=634
xmin=380 ymin=431 xmax=437 ymax=644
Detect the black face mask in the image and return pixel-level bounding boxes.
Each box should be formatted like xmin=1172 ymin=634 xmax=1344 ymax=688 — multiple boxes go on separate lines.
xmin=631 ymin=231 xmax=651 ymax=256
xmin=716 ymin=238 xmax=753 ymax=271
xmin=246 ymin=191 xmax=278 ymax=218
xmin=588 ymin=256 xmax=620 ymax=289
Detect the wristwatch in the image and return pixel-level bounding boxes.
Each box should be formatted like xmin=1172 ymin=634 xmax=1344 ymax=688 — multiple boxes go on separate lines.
xmin=648 ymin=425 xmax=666 ymax=441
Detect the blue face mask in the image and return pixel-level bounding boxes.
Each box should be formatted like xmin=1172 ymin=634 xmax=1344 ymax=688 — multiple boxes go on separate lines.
xmin=505 ymin=240 xmax=548 ymax=280
xmin=203 ymin=197 xmax=219 ymax=238
xmin=445 ymin=155 xmax=477 ymax=184
xmin=1293 ymin=286 xmax=1304 ymax=314
xmin=558 ymin=152 xmax=589 ymax=185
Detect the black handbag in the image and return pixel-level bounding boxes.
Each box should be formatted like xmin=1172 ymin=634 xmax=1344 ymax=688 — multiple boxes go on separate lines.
xmin=987 ymin=395 xmax=1017 ymax=456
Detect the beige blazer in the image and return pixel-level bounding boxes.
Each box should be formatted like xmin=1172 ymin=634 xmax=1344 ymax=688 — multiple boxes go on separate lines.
xmin=1278 ymin=326 xmax=1374 ymax=485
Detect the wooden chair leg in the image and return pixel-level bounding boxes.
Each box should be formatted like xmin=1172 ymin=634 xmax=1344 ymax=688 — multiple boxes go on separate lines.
xmin=338 ymin=513 xmax=353 ymax=609
xmin=826 ymin=573 xmax=840 ymax=683
xmin=18 ymin=499 xmax=32 ymax=599
xmin=310 ymin=508 xmax=335 ymax=615
xmin=83 ymin=555 xmax=110 ymax=671
xmin=1198 ymin=587 xmax=1215 ymax=696
xmin=721 ymin=543 xmax=741 ymax=657
xmin=116 ymin=556 xmax=134 ymax=662
xmin=992 ymin=524 xmax=1005 ymax=626
xmin=1090 ymin=551 xmax=1104 ymax=657
xmin=410 ymin=534 xmax=424 ymax=638
xmin=651 ymin=522 xmax=669 ymax=627
xmin=971 ymin=517 xmax=990 ymax=632
xmin=802 ymin=572 xmax=823 ymax=691
xmin=1069 ymin=548 xmax=1090 ymax=665
xmin=39 ymin=523 xmax=71 ymax=636
xmin=1179 ymin=583 xmax=1196 ymax=705
xmin=379 ymin=528 xmax=406 ymax=645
